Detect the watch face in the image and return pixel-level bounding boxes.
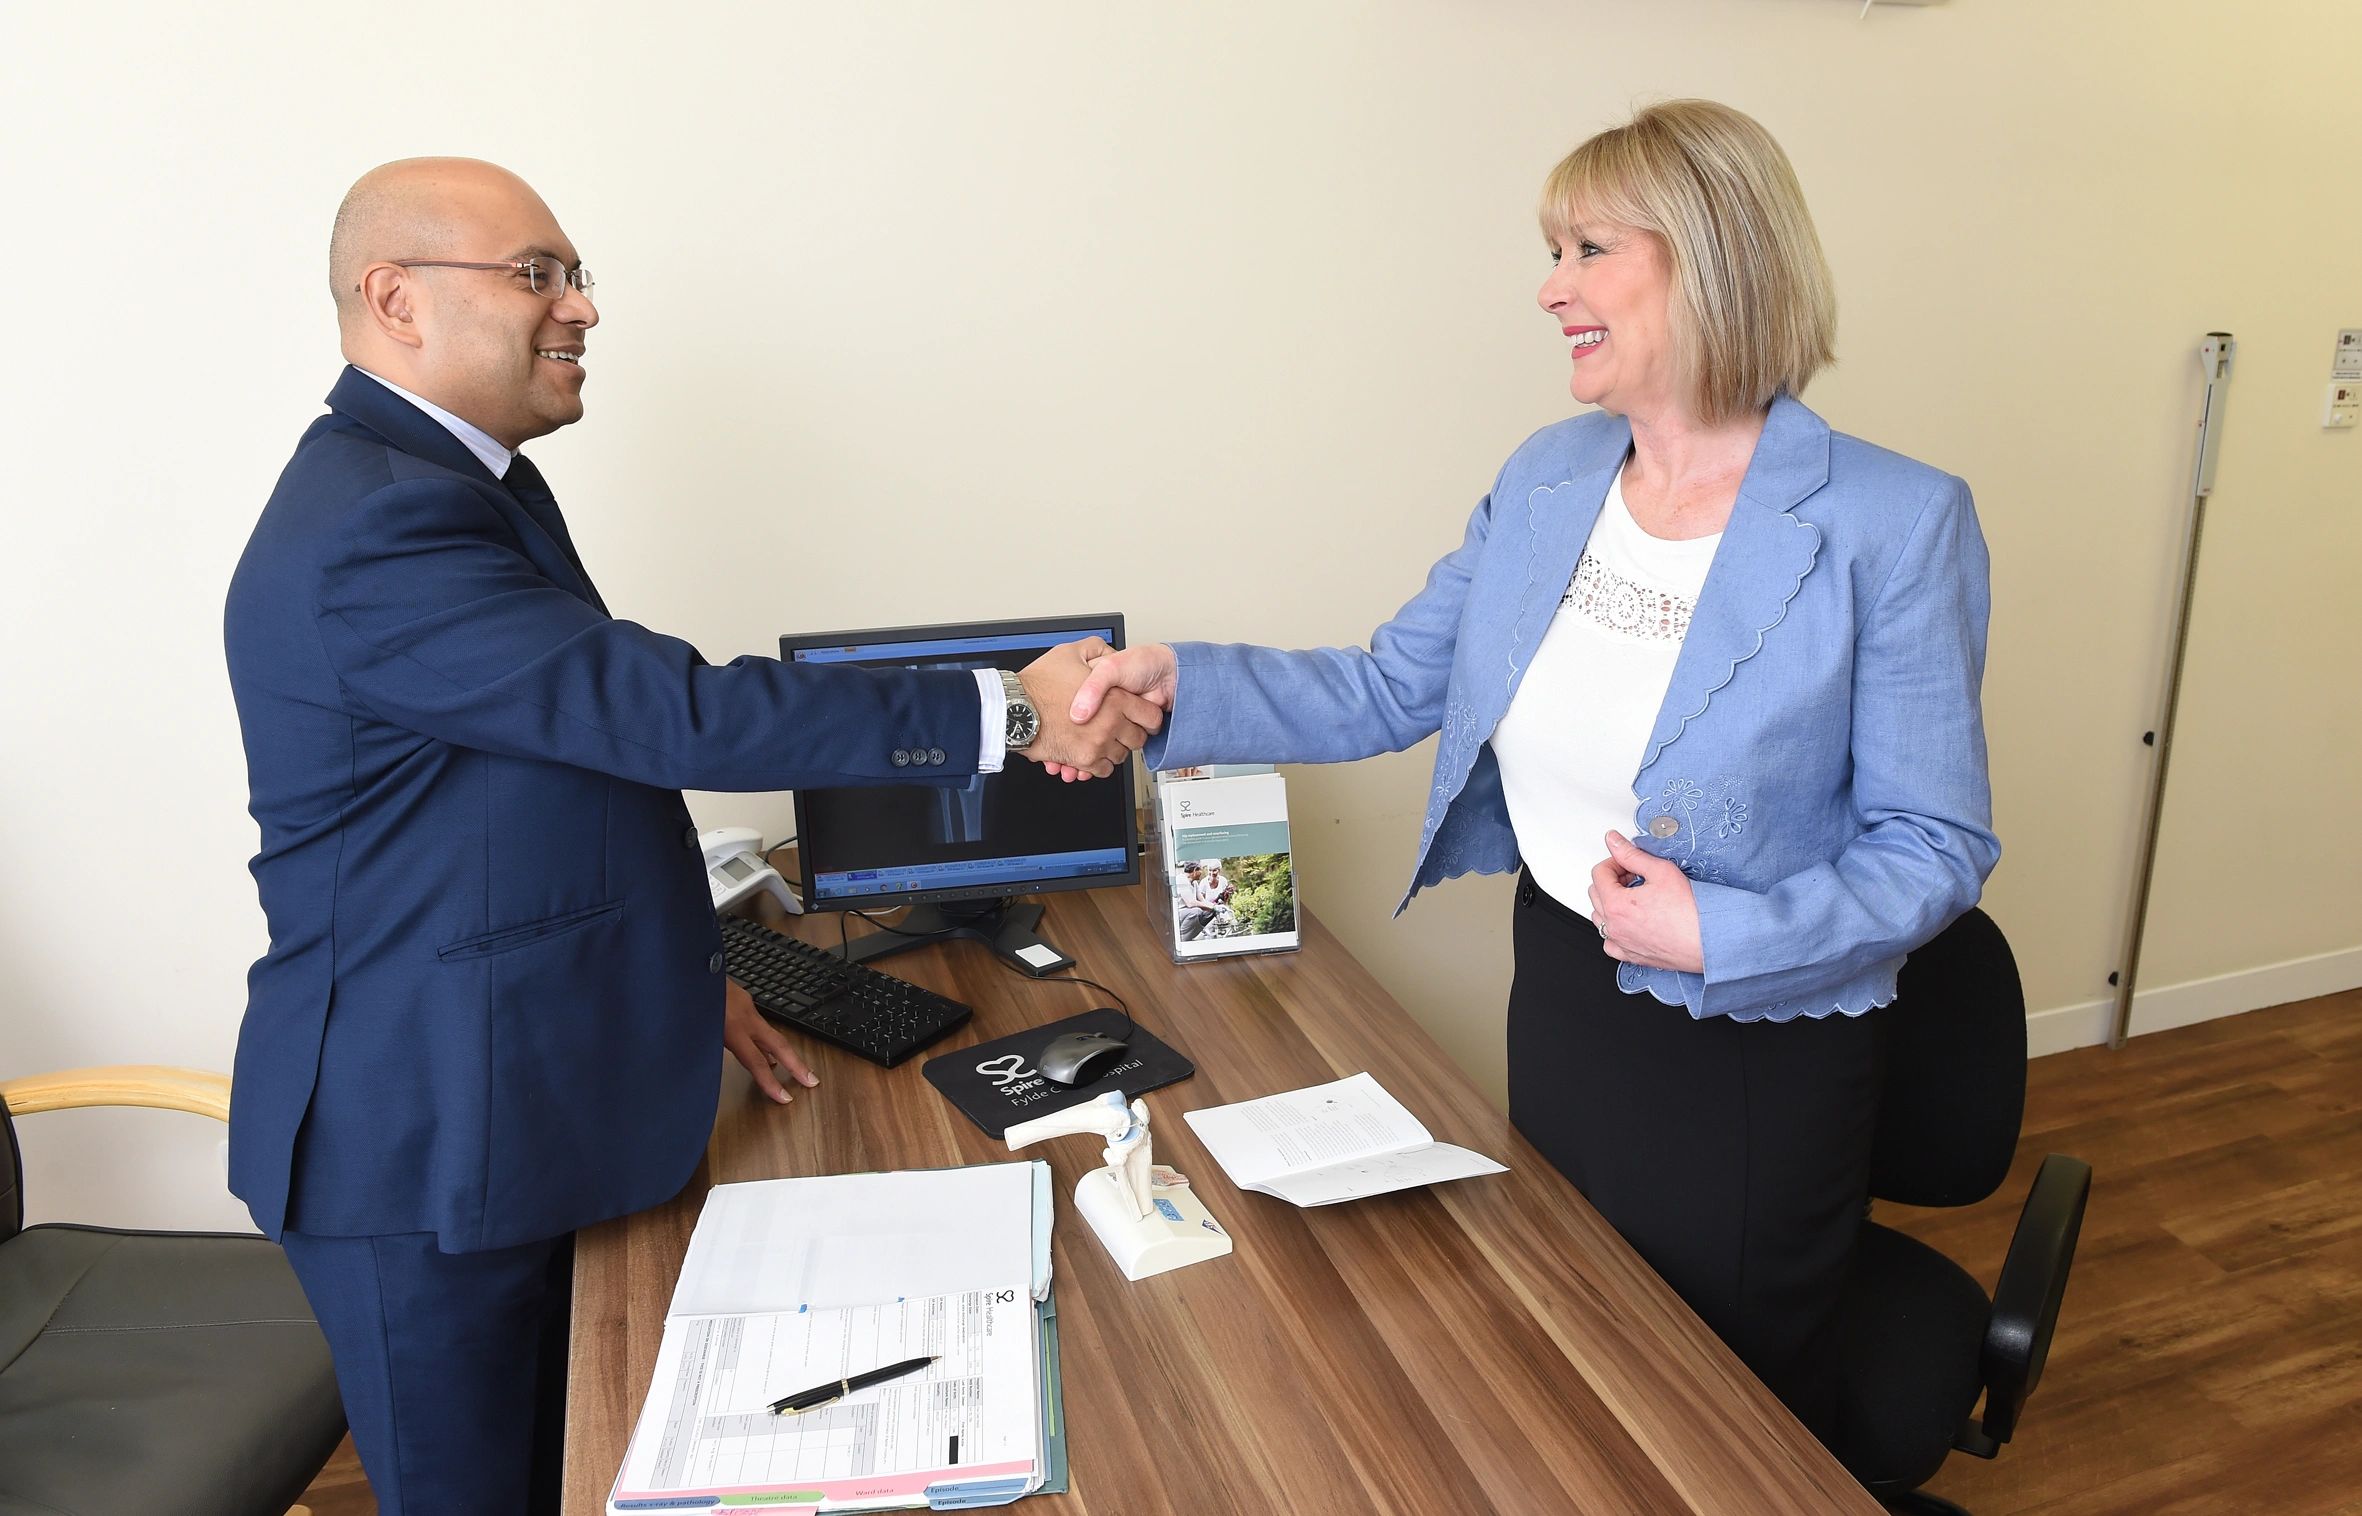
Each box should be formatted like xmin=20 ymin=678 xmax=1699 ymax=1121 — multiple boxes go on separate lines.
xmin=999 ymin=670 xmax=1040 ymax=748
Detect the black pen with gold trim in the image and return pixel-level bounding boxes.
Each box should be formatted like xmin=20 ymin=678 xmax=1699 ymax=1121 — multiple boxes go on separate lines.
xmin=767 ymin=1354 xmax=937 ymax=1415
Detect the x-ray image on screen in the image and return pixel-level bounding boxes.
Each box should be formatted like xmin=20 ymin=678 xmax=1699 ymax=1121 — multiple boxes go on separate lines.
xmin=905 ymin=656 xmax=991 ymax=849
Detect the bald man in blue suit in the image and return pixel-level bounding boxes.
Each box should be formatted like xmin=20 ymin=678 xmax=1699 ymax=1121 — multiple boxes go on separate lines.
xmin=223 ymin=157 xmax=1159 ymax=1514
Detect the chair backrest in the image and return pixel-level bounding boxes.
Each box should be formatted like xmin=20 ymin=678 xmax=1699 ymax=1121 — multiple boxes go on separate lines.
xmin=1870 ymin=906 xmax=2028 ymax=1208
xmin=2 ymin=1100 xmax=22 ymax=1243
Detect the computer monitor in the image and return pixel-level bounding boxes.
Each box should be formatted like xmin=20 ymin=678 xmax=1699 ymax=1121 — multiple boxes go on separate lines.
xmin=779 ymin=614 xmax=1141 ymax=974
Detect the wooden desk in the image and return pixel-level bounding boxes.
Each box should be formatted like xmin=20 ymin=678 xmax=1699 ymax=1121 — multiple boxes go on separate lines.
xmin=563 ymin=880 xmax=1879 ymax=1515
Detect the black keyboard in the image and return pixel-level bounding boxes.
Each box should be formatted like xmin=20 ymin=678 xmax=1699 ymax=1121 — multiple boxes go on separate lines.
xmin=719 ymin=915 xmax=972 ymax=1067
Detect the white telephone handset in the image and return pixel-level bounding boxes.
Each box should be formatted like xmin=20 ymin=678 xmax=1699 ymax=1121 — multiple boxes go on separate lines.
xmin=699 ymin=827 xmax=802 ymax=916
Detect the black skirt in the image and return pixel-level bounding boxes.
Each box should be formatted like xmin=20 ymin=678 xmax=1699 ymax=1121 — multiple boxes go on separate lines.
xmin=1506 ymin=869 xmax=1880 ymax=1441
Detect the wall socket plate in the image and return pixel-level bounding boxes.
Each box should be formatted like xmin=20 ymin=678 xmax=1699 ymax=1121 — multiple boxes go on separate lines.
xmin=2334 ymin=330 xmax=2362 ymax=381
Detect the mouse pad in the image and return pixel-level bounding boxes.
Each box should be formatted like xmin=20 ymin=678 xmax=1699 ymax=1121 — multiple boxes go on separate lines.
xmin=923 ymin=1009 xmax=1194 ymax=1138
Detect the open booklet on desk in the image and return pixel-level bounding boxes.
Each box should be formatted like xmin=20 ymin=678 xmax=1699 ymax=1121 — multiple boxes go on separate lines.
xmin=1184 ymin=1072 xmax=1507 ymax=1207
xmin=607 ymin=1162 xmax=1065 ymax=1513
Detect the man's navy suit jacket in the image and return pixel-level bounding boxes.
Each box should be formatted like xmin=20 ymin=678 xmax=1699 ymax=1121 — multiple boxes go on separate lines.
xmin=224 ymin=368 xmax=979 ymax=1250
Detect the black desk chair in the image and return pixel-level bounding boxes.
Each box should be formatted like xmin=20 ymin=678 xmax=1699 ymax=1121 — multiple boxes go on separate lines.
xmin=1 ymin=1065 xmax=346 ymax=1516
xmin=1830 ymin=908 xmax=2093 ymax=1515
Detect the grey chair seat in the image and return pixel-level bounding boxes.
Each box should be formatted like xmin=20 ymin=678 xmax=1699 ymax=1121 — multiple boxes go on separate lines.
xmin=0 ymin=1223 xmax=345 ymax=1516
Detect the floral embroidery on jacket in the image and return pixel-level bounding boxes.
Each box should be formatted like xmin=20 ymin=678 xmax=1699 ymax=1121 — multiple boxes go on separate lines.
xmin=1637 ymin=776 xmax=1748 ymax=885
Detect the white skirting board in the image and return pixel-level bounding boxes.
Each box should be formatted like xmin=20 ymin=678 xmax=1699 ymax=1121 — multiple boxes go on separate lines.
xmin=2025 ymin=943 xmax=2362 ymax=1058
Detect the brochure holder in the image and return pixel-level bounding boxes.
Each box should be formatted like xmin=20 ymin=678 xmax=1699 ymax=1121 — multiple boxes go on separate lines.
xmin=1146 ymin=766 xmax=1300 ymax=964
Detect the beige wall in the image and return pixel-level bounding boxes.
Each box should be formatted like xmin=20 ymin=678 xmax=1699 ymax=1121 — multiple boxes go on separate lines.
xmin=4 ymin=0 xmax=2356 ymax=1231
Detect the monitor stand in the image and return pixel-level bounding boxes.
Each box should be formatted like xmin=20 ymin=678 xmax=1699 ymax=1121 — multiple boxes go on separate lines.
xmin=839 ymin=897 xmax=1076 ymax=977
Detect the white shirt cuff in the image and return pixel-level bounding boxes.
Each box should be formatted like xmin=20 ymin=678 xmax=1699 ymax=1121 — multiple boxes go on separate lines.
xmin=975 ymin=668 xmax=1007 ymax=773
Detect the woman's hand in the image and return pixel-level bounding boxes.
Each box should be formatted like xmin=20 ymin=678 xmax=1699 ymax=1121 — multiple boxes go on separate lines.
xmin=1587 ymin=831 xmax=1704 ymax=974
xmin=724 ymin=978 xmax=820 ymax=1105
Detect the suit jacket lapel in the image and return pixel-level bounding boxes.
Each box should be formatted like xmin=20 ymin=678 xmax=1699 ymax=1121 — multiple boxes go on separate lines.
xmin=324 ymin=367 xmax=609 ymax=615
xmin=1635 ymin=394 xmax=1830 ymax=772
xmin=1504 ymin=415 xmax=1633 ymax=697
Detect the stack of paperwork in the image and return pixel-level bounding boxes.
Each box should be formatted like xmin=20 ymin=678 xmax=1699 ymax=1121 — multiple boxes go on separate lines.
xmin=607 ymin=1162 xmax=1064 ymax=1513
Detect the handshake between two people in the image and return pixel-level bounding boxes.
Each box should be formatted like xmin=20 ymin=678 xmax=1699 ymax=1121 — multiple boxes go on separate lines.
xmin=1023 ymin=641 xmax=1178 ymax=785
xmin=730 ymin=636 xmax=1174 ymax=1101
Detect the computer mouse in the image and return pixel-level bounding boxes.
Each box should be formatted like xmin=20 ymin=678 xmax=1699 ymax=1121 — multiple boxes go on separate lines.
xmin=1037 ymin=1030 xmax=1131 ymax=1086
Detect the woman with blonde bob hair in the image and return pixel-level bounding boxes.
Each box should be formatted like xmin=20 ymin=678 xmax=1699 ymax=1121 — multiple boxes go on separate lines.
xmin=1071 ymin=100 xmax=1996 ymax=1444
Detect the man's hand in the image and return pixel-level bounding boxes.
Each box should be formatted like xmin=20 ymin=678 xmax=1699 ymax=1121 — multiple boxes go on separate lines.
xmin=1042 ymin=643 xmax=1179 ymax=783
xmin=1586 ymin=831 xmax=1705 ymax=974
xmin=1016 ymin=638 xmax=1163 ymax=780
xmin=724 ymin=978 xmax=819 ymax=1105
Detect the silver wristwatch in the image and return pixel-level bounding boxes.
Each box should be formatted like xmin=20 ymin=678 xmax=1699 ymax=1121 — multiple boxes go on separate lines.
xmin=998 ymin=670 xmax=1041 ymax=750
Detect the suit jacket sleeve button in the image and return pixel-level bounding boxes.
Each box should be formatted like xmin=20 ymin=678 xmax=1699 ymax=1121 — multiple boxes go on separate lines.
xmin=928 ymin=747 xmax=947 ymax=766
xmin=891 ymin=749 xmax=911 ymax=767
xmin=708 ymin=950 xmax=724 ymax=974
xmin=684 ymin=826 xmax=701 ymax=849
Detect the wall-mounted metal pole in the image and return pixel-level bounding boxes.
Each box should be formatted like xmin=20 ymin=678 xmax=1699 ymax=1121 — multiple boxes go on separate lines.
xmin=2110 ymin=333 xmax=2235 ymax=1049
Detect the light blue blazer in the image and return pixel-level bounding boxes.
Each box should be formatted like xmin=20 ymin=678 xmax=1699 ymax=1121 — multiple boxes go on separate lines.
xmin=1147 ymin=394 xmax=1999 ymax=1022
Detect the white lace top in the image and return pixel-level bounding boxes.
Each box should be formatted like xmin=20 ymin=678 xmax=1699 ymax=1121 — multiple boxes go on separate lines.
xmin=1492 ymin=465 xmax=1722 ymax=914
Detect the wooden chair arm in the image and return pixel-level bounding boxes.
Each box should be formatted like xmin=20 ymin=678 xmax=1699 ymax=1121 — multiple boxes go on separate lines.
xmin=0 ymin=1065 xmax=232 ymax=1123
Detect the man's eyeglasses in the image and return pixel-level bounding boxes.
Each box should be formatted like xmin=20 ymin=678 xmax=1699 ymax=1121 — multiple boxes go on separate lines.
xmin=387 ymin=255 xmax=594 ymax=300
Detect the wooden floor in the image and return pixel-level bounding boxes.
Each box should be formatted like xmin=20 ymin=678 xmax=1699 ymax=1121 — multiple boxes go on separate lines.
xmin=301 ymin=988 xmax=2362 ymax=1516
xmin=297 ymin=1434 xmax=372 ymax=1516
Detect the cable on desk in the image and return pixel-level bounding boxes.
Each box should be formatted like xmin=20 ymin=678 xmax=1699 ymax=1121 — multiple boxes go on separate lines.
xmin=855 ymin=904 xmax=1001 ymax=937
xmin=826 ymin=899 xmax=1140 ymax=1043
xmin=833 ymin=902 xmax=1000 ymax=963
xmin=999 ymin=963 xmax=1136 ymax=1045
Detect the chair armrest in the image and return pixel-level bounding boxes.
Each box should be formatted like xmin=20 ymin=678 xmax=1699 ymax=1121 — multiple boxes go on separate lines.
xmin=1975 ymin=1152 xmax=2092 ymax=1449
xmin=0 ymin=1065 xmax=232 ymax=1123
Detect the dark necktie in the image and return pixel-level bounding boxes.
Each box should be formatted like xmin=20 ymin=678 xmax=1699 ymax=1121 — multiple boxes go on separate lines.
xmin=505 ymin=453 xmax=608 ymax=614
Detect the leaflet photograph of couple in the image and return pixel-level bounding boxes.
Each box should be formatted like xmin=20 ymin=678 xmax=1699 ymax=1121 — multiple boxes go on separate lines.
xmin=1171 ymin=853 xmax=1294 ymax=945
